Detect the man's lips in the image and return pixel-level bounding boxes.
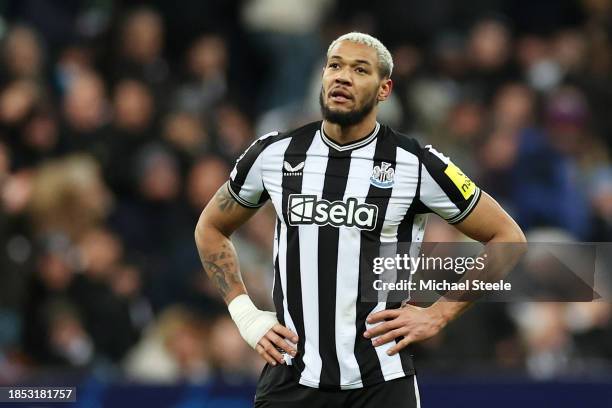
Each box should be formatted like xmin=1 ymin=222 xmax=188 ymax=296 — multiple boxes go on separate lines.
xmin=329 ymin=88 xmax=353 ymax=102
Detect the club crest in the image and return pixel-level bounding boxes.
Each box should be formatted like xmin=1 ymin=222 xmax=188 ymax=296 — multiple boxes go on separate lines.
xmin=370 ymin=161 xmax=395 ymax=188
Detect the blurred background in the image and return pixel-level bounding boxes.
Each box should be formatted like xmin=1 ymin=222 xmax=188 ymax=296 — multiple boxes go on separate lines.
xmin=0 ymin=0 xmax=611 ymax=406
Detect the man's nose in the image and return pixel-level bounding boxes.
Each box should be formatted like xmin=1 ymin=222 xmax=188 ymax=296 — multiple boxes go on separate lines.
xmin=334 ymin=70 xmax=351 ymax=85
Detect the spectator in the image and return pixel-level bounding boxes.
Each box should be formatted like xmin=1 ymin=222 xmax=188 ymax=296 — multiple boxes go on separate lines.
xmin=208 ymin=315 xmax=260 ymax=380
xmin=106 ymin=78 xmax=157 ymax=196
xmin=61 ymin=71 xmax=111 ymax=167
xmin=124 ymin=306 xmax=211 ymax=383
xmin=212 ymin=103 xmax=255 ymax=161
xmin=28 ymin=155 xmax=113 ymax=242
xmin=174 ymin=34 xmax=229 ymax=115
xmin=70 ymin=228 xmax=140 ymax=362
xmin=113 ymin=7 xmax=171 ymax=104
xmin=465 ymin=17 xmax=518 ymax=100
xmin=161 ymin=111 xmax=210 ymax=170
xmin=241 ymin=0 xmax=332 ymax=111
xmin=21 ymin=234 xmax=78 ymax=364
xmin=185 ymin=156 xmax=229 ymax=214
xmin=1 ymin=25 xmax=44 ymax=82
xmin=46 ymin=300 xmax=95 ymax=367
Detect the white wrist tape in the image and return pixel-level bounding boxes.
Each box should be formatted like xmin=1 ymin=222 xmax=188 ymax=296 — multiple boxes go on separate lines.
xmin=228 ymin=294 xmax=278 ymax=349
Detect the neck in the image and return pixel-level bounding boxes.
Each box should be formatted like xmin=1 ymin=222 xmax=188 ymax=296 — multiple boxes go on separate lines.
xmin=322 ymin=112 xmax=378 ymax=145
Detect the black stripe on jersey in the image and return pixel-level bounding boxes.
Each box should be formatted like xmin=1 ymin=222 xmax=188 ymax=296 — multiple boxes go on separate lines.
xmin=232 ymin=132 xmax=282 ymax=190
xmin=421 ymin=148 xmax=465 ymax=204
xmin=318 ymin=148 xmax=352 ymax=388
xmin=280 ymin=123 xmax=319 ymax=373
xmin=383 ymin=136 xmax=422 ymax=310
xmin=230 ymin=135 xmax=274 ymax=195
xmin=355 ymin=127 xmax=397 ymax=386
xmin=397 ymin=159 xmax=422 ymax=243
xmin=273 ymin=218 xmax=284 ymax=325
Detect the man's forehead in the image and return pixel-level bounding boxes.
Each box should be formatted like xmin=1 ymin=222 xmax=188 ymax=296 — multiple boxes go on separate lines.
xmin=327 ymin=41 xmax=377 ymax=64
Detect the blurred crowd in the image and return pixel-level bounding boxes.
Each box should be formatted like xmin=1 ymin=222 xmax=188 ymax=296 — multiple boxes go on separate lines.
xmin=0 ymin=0 xmax=612 ymax=386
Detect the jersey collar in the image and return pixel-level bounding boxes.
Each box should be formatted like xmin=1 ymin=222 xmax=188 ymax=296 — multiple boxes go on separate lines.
xmin=319 ymin=121 xmax=381 ymax=152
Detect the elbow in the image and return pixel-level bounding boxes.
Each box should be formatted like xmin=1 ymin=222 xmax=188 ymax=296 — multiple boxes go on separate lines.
xmin=194 ymin=211 xmax=231 ymax=249
xmin=511 ymin=226 xmax=527 ymax=245
xmin=194 ymin=223 xmax=203 ymax=251
xmin=504 ymin=224 xmax=528 ymax=261
xmin=514 ymin=228 xmax=528 ymax=257
xmin=489 ymin=221 xmax=527 ymax=260
xmin=497 ymin=216 xmax=527 ymax=245
xmin=194 ymin=212 xmax=210 ymax=248
xmin=194 ymin=221 xmax=202 ymax=243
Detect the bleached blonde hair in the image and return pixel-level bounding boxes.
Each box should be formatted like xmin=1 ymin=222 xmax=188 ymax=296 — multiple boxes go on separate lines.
xmin=327 ymin=32 xmax=394 ymax=78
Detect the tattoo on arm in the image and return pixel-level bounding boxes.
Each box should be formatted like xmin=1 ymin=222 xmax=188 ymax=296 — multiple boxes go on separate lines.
xmin=198 ymin=243 xmax=244 ymax=301
xmin=216 ymin=183 xmax=239 ymax=212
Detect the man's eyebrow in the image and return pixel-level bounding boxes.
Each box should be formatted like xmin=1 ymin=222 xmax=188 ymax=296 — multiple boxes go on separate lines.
xmin=328 ymin=55 xmax=373 ymax=66
xmin=353 ymin=59 xmax=372 ymax=66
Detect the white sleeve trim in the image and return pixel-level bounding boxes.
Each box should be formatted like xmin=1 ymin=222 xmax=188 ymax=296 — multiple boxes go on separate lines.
xmin=226 ymin=182 xmax=265 ymax=208
xmin=446 ymin=187 xmax=481 ymax=224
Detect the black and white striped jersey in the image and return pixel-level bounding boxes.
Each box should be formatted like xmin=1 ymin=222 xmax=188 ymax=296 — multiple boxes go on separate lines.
xmin=228 ymin=121 xmax=481 ymax=390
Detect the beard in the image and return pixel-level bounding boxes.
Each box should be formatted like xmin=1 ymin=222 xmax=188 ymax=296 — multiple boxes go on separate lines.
xmin=319 ymin=87 xmax=378 ymax=127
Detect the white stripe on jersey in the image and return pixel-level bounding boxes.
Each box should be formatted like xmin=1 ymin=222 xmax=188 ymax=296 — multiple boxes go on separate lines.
xmin=262 ymin=138 xmax=292 ymax=207
xmin=414 ymin=375 xmax=422 ymax=407
xmin=395 ymin=147 xmax=428 ymax=251
xmin=262 ymin=138 xmax=299 ymax=361
xmin=297 ymin=132 xmax=329 ymax=387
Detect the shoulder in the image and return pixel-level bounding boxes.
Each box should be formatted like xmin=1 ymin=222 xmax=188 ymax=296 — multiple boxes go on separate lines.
xmin=283 ymin=120 xmax=321 ymax=138
xmin=252 ymin=121 xmax=322 ymax=154
xmin=380 ymin=125 xmax=456 ymax=165
xmin=380 ymin=125 xmax=423 ymax=158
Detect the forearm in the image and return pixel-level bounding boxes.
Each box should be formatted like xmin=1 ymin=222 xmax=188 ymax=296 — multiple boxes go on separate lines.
xmin=195 ymin=221 xmax=246 ymax=304
xmin=195 ymin=216 xmax=288 ymax=354
xmin=428 ymin=227 xmax=527 ymax=325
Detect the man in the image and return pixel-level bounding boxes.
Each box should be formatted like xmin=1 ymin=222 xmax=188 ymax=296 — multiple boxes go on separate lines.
xmin=195 ymin=32 xmax=526 ymax=407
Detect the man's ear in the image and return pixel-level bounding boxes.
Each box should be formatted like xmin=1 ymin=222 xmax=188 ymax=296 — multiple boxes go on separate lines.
xmin=377 ymin=78 xmax=393 ymax=102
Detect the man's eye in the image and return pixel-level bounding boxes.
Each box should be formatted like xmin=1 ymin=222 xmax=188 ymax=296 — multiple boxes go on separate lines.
xmin=328 ymin=63 xmax=340 ymax=69
xmin=356 ymin=67 xmax=367 ymax=74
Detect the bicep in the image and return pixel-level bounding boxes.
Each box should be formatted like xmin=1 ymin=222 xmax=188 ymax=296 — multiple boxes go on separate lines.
xmin=452 ymin=192 xmax=525 ymax=243
xmin=199 ymin=182 xmax=260 ymax=237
